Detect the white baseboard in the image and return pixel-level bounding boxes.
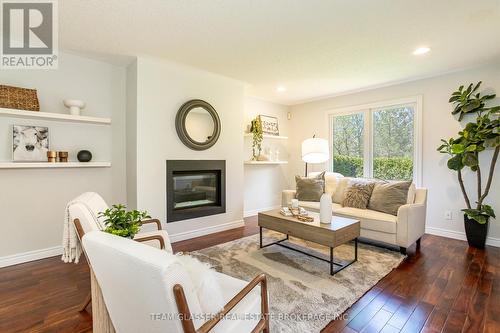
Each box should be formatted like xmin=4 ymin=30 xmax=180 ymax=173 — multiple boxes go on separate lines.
xmin=0 ymin=246 xmax=62 ymax=268
xmin=169 ymin=219 xmax=245 ymax=243
xmin=426 ymin=226 xmax=500 ymax=247
xmin=244 ymin=205 xmax=281 ymax=218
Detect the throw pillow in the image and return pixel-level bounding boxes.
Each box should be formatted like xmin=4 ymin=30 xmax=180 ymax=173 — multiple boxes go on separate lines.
xmin=332 ymin=177 xmax=352 ymax=204
xmin=175 ymin=254 xmax=225 ymax=314
xmin=308 ymin=171 xmax=344 ymax=196
xmin=295 ymin=171 xmax=325 ymax=202
xmin=342 ymin=180 xmax=375 ymax=209
xmin=368 ymin=180 xmax=413 ymax=215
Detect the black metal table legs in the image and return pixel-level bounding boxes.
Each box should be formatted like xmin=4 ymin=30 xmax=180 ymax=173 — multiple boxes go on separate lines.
xmin=259 ymin=227 xmax=358 ymax=275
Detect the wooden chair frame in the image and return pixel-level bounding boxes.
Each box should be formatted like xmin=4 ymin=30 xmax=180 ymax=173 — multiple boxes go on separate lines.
xmin=73 ymin=218 xmax=166 ymax=313
xmin=174 ymin=274 xmax=270 ymax=333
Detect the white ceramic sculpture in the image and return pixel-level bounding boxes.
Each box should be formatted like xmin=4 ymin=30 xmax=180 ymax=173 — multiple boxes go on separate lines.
xmin=63 ymin=99 xmax=86 ymax=116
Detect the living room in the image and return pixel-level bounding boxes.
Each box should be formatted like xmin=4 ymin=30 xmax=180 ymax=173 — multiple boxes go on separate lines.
xmin=0 ymin=1 xmax=499 ymax=333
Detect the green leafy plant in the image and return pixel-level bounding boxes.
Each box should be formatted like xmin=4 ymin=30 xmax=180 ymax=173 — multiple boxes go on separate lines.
xmin=98 ymin=204 xmax=150 ymax=238
xmin=250 ymin=117 xmax=263 ymax=160
xmin=437 ymin=81 xmax=499 ymax=224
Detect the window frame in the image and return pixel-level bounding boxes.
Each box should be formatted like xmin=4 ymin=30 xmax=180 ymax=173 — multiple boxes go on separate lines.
xmin=327 ymin=96 xmax=422 ymax=186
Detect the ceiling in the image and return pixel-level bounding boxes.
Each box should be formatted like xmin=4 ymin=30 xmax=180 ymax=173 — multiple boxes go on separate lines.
xmin=60 ymin=0 xmax=500 ymax=105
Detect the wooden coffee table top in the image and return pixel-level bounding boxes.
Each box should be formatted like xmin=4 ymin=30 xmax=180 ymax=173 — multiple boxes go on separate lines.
xmin=258 ymin=209 xmax=360 ymax=248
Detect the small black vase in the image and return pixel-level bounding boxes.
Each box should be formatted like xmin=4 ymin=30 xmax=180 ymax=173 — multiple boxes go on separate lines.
xmin=464 ymin=214 xmax=489 ymax=249
xmin=77 ymin=150 xmax=92 ymax=162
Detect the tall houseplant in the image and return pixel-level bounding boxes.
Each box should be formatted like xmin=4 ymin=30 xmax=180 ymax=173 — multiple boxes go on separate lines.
xmin=250 ymin=117 xmax=263 ymax=160
xmin=437 ymin=81 xmax=499 ymax=248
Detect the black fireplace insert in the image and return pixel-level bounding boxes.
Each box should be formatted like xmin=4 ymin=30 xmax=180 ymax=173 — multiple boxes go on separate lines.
xmin=166 ymin=160 xmax=225 ymax=222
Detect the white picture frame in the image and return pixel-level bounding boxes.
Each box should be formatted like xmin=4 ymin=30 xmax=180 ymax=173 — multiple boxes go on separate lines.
xmin=258 ymin=115 xmax=279 ymax=136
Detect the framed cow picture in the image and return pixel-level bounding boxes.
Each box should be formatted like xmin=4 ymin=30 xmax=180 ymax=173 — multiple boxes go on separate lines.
xmin=12 ymin=125 xmax=50 ymax=162
xmin=258 ymin=115 xmax=279 ymax=136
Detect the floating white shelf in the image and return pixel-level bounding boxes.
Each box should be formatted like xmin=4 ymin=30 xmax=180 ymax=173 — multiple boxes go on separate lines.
xmin=244 ymin=133 xmax=288 ymax=140
xmin=0 ymin=162 xmax=111 ymax=169
xmin=0 ymin=108 xmax=111 ymax=125
xmin=244 ymin=161 xmax=288 ymax=165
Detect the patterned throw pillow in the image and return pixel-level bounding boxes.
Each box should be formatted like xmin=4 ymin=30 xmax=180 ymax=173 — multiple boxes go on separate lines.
xmin=368 ymin=181 xmax=412 ymax=215
xmin=295 ymin=172 xmax=325 ymax=202
xmin=342 ymin=180 xmax=375 ymax=209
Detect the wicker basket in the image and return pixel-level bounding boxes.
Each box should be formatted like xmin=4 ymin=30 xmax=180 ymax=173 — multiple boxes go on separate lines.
xmin=0 ymin=85 xmax=40 ymax=111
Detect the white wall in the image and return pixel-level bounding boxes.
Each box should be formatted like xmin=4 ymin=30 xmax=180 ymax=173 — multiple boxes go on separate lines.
xmin=0 ymin=52 xmax=127 ymax=259
xmin=243 ymin=97 xmax=290 ymax=216
xmin=288 ymin=63 xmax=500 ymax=245
xmin=128 ymin=57 xmax=246 ymax=240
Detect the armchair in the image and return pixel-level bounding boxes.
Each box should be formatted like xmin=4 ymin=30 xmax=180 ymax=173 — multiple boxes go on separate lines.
xmin=68 ymin=192 xmax=173 ymax=312
xmin=82 ymin=231 xmax=270 ymax=333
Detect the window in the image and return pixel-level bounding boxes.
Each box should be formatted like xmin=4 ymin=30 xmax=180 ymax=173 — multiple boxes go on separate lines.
xmin=331 ymin=112 xmax=365 ymax=177
xmin=329 ymin=98 xmax=421 ymax=183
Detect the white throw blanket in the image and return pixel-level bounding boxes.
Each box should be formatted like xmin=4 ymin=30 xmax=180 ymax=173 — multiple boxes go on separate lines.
xmin=61 ymin=194 xmax=102 ymax=263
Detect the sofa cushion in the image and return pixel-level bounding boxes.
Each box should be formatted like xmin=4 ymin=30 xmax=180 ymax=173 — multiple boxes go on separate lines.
xmin=295 ymin=172 xmax=325 ymax=202
xmin=335 ymin=207 xmax=397 ymax=233
xmin=308 ymin=171 xmax=343 ymax=196
xmin=342 ymin=180 xmax=375 ymax=209
xmin=332 ymin=177 xmax=352 ymax=204
xmin=407 ymin=183 xmax=416 ymax=204
xmin=368 ymin=180 xmax=412 ymax=215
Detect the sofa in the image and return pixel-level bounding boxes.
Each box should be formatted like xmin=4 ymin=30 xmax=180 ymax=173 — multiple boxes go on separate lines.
xmin=282 ymin=172 xmax=427 ymax=254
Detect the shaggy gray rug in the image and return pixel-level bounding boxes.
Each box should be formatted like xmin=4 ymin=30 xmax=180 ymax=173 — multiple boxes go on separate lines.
xmin=190 ymin=231 xmax=405 ymax=332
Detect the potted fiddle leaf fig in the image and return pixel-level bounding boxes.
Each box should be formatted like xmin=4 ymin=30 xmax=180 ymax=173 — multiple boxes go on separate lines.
xmin=437 ymin=81 xmax=499 ymax=248
xmin=98 ymin=204 xmax=150 ymax=239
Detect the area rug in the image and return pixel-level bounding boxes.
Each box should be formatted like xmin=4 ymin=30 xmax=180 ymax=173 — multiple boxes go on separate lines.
xmin=190 ymin=231 xmax=405 ymax=332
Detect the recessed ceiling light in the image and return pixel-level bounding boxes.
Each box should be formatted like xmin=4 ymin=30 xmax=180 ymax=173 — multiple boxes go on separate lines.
xmin=413 ymin=47 xmax=430 ymax=55
xmin=276 ymin=85 xmax=286 ymax=93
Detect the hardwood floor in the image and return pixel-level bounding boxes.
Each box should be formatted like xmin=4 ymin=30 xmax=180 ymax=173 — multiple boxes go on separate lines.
xmin=0 ymin=216 xmax=498 ymax=333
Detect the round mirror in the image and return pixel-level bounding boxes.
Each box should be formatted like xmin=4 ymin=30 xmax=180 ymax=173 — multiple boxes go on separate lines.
xmin=175 ymin=100 xmax=221 ymax=150
xmin=185 ymin=107 xmax=215 ymax=143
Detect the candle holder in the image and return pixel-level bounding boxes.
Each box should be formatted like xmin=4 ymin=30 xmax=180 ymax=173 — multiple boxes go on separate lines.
xmin=58 ymin=151 xmax=68 ymax=162
xmin=47 ymin=151 xmax=57 ymax=163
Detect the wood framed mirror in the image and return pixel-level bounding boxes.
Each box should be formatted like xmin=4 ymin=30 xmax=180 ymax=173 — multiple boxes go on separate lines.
xmin=175 ymin=99 xmax=221 ymax=150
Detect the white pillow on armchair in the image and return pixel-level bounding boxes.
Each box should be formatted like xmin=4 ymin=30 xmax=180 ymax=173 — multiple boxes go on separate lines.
xmin=175 ymin=254 xmax=226 ymax=314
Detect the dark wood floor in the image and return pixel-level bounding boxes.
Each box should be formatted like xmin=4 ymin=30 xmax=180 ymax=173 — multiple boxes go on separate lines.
xmin=0 ymin=216 xmax=498 ymax=333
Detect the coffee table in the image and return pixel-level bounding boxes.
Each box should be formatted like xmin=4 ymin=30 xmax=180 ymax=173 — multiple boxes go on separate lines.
xmin=258 ymin=209 xmax=360 ymax=275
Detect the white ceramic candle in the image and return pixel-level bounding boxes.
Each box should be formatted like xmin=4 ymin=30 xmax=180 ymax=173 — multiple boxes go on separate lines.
xmin=291 ymin=198 xmax=299 ymax=208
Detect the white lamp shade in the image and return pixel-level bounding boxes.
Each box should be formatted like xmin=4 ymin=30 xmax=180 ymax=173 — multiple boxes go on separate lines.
xmin=301 ymin=138 xmax=330 ymax=163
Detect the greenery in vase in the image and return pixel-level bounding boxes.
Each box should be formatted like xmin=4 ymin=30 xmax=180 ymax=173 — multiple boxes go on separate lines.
xmin=251 ymin=117 xmax=263 ymax=160
xmin=437 ymin=81 xmax=499 ymax=224
xmin=98 ymin=204 xmax=150 ymax=238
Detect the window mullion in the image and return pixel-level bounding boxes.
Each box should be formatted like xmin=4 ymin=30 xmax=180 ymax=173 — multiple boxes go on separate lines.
xmin=363 ymin=109 xmax=372 ymax=178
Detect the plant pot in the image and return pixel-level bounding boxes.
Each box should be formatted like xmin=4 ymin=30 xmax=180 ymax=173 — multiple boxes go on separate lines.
xmin=464 ymin=214 xmax=489 ymax=249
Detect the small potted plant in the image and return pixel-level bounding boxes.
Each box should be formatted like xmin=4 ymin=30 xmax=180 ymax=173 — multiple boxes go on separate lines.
xmin=98 ymin=204 xmax=150 ymax=238
xmin=437 ymin=81 xmax=499 ymax=248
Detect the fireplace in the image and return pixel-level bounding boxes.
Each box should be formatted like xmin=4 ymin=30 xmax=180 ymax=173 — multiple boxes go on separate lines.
xmin=166 ymin=160 xmax=225 ymax=222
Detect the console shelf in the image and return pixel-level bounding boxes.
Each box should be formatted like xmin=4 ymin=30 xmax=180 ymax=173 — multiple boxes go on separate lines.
xmin=0 ymin=162 xmax=111 ymax=169
xmin=0 ymin=108 xmax=111 ymax=125
xmin=244 ymin=133 xmax=288 ymax=140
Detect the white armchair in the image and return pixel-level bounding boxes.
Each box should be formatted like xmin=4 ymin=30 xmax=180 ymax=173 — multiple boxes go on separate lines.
xmin=68 ymin=192 xmax=172 ymax=252
xmin=68 ymin=192 xmax=173 ymax=312
xmin=82 ymin=231 xmax=269 ymax=333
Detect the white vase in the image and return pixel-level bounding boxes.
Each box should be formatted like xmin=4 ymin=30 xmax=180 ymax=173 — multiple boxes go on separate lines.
xmin=63 ymin=99 xmax=86 ymax=116
xmin=320 ymin=193 xmax=332 ymax=224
